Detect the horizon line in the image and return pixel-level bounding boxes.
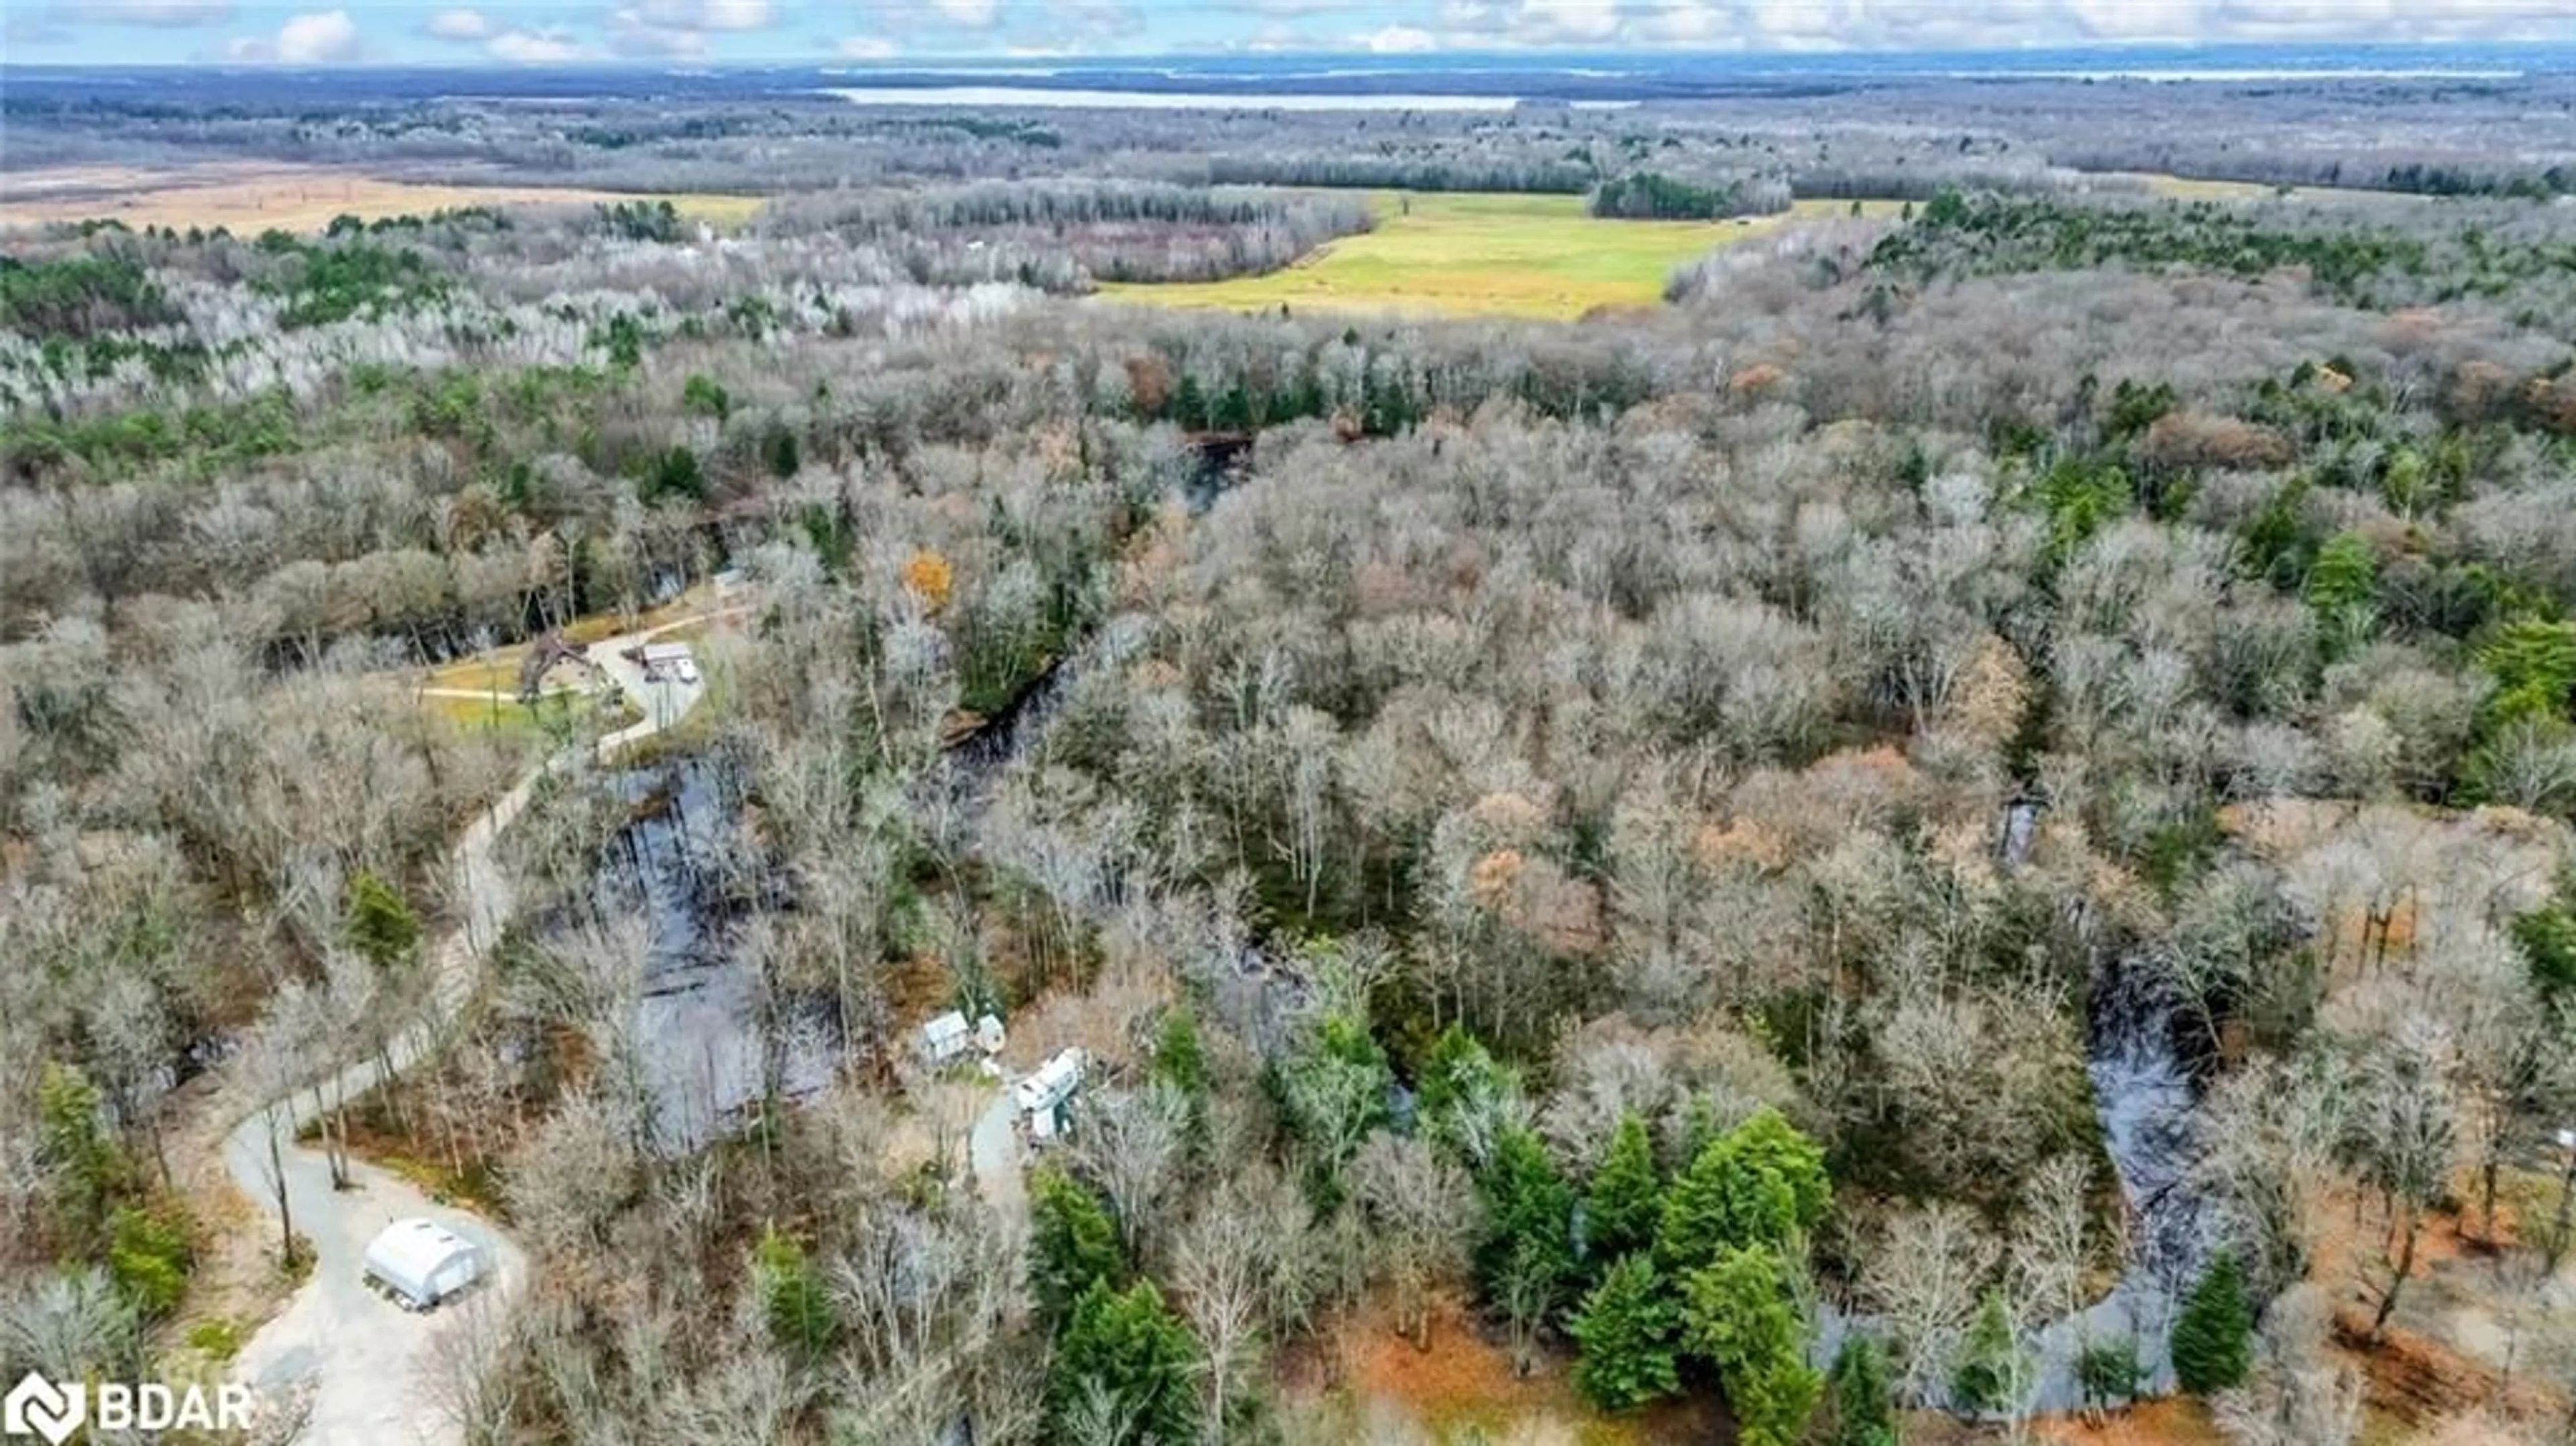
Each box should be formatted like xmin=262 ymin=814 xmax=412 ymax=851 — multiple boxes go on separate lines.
xmin=6 ymin=37 xmax=2576 ymax=72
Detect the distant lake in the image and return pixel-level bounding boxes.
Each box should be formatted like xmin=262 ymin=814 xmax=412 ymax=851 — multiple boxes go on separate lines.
xmin=822 ymin=86 xmax=1517 ymax=111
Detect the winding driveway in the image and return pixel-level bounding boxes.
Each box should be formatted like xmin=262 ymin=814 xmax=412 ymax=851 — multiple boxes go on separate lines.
xmin=222 ymin=621 xmax=709 ymax=1446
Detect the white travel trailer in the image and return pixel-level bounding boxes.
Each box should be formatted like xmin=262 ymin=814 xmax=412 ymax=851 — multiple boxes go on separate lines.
xmin=1013 ymin=1048 xmax=1084 ymax=1122
xmin=362 ymin=1217 xmax=486 ymax=1311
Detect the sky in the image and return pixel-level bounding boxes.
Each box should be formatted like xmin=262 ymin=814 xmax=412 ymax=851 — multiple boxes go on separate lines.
xmin=1 ymin=0 xmax=2572 ymax=66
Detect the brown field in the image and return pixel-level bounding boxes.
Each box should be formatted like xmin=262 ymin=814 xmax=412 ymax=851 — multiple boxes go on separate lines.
xmin=0 ymin=162 xmax=762 ymax=233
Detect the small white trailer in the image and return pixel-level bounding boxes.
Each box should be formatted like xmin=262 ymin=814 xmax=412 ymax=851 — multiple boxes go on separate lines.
xmin=362 ymin=1217 xmax=486 ymax=1311
xmin=1013 ymin=1048 xmax=1084 ymax=1119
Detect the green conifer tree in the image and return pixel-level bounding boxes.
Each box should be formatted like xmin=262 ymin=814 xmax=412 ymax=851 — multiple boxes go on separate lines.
xmin=1585 ymin=1111 xmax=1662 ymax=1264
xmin=1030 ymin=1165 xmax=1124 ymax=1330
xmin=1568 ymin=1253 xmax=1680 ymax=1412
xmin=1827 ymin=1336 xmax=1896 ymax=1446
xmin=2171 ymin=1250 xmax=2254 ymax=1394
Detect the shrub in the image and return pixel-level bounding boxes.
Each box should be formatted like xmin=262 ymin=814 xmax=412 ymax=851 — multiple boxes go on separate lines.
xmin=107 ymin=1201 xmax=195 ymax=1321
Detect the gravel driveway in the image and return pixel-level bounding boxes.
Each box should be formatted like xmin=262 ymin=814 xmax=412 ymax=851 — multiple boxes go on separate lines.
xmin=222 ymin=621 xmax=708 ymax=1446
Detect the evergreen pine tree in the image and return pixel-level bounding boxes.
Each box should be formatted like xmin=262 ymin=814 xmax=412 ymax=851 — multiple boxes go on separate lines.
xmin=1655 ymin=1109 xmax=1828 ymax=1278
xmin=1476 ymin=1126 xmax=1574 ymax=1298
xmin=1585 ymin=1111 xmax=1662 ymax=1264
xmin=1483 ymin=1123 xmax=1576 ymax=1278
xmin=2171 ymin=1250 xmax=2253 ymax=1394
xmin=1679 ymin=1245 xmax=1821 ymax=1446
xmin=1153 ymin=1006 xmax=1210 ymax=1150
xmin=1568 ymin=1253 xmax=1680 ymax=1412
xmin=343 ymin=870 xmax=421 ymax=970
xmin=1827 ymin=1336 xmax=1896 ymax=1446
xmin=1049 ymin=1279 xmax=1203 ymax=1445
xmin=2076 ymin=1333 xmax=2144 ymax=1412
xmin=753 ymin=1225 xmax=841 ymax=1361
xmin=1030 ymin=1165 xmax=1124 ymax=1330
xmin=1152 ymin=1007 xmax=1207 ymax=1100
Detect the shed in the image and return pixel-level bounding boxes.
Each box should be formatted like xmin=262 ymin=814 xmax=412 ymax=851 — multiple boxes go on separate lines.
xmin=974 ymin=1013 xmax=1006 ymax=1055
xmin=1014 ymin=1048 xmax=1083 ymax=1116
xmin=920 ymin=1010 xmax=971 ymax=1064
xmin=362 ymin=1217 xmax=485 ymax=1311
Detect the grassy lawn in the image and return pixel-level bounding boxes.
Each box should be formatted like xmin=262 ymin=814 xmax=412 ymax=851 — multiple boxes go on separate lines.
xmin=419 ymin=687 xmax=622 ymax=745
xmin=1098 ymin=191 xmax=1904 ymax=322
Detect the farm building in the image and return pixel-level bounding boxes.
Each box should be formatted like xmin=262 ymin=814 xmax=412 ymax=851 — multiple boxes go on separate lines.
xmin=362 ymin=1217 xmax=485 ymax=1311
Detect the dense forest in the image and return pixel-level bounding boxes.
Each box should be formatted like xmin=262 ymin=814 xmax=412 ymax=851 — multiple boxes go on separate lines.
xmin=5 ymin=66 xmax=2576 ymax=1446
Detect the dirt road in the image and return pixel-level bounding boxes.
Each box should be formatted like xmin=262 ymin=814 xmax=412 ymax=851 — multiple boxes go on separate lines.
xmin=223 ymin=624 xmax=708 ymax=1446
xmin=969 ymin=1084 xmax=1026 ymax=1228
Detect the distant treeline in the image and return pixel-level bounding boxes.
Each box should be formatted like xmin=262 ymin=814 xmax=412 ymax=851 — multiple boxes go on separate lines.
xmin=1205 ymin=156 xmax=1595 ymax=194
xmin=1589 ymin=171 xmax=1792 ymax=221
xmin=758 ymin=181 xmax=1371 ymax=288
xmin=2048 ymin=149 xmax=2575 ymax=200
xmin=766 ymin=180 xmax=1354 ymax=235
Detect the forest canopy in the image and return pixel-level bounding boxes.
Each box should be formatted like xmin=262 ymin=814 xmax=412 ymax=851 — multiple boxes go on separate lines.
xmin=5 ymin=62 xmax=2576 ymax=1446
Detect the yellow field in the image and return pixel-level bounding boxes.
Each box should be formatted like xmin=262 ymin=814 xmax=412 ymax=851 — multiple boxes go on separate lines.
xmin=0 ymin=162 xmax=761 ymax=233
xmin=1099 ymin=192 xmax=1907 ymax=322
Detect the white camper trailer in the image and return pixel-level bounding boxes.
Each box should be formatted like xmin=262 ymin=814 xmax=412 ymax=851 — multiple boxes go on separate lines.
xmin=362 ymin=1217 xmax=486 ymax=1311
xmin=1013 ymin=1047 xmax=1084 ymax=1125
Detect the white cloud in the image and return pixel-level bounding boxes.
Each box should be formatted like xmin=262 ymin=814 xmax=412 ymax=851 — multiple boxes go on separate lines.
xmin=2065 ymin=0 xmax=2206 ymax=40
xmin=227 ymin=7 xmax=358 ymax=62
xmin=623 ymin=0 xmax=773 ymax=30
xmin=1518 ymin=0 xmax=1617 ymax=41
xmin=606 ymin=0 xmax=776 ymax=56
xmin=488 ymin=25 xmax=592 ymax=60
xmin=934 ymin=0 xmax=1002 ymax=25
xmin=423 ymin=7 xmax=489 ymax=40
xmin=1361 ymin=21 xmax=1439 ymax=50
xmin=835 ymin=32 xmax=898 ymax=56
xmin=698 ymin=0 xmax=772 ymax=30
xmin=276 ymin=9 xmax=359 ymax=62
xmin=608 ymin=7 xmax=710 ymax=54
xmin=58 ymin=0 xmax=231 ymax=25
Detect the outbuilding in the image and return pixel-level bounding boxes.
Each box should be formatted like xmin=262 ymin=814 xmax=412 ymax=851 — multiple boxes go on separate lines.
xmin=638 ymin=641 xmax=698 ymax=683
xmin=920 ymin=1009 xmax=971 ymax=1064
xmin=362 ymin=1217 xmax=486 ymax=1311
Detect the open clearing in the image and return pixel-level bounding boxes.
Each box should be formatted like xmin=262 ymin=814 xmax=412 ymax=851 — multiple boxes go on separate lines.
xmin=1099 ymin=191 xmax=1906 ymax=322
xmin=0 ymin=162 xmax=761 ymax=233
xmin=2102 ymin=170 xmax=2426 ymax=203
